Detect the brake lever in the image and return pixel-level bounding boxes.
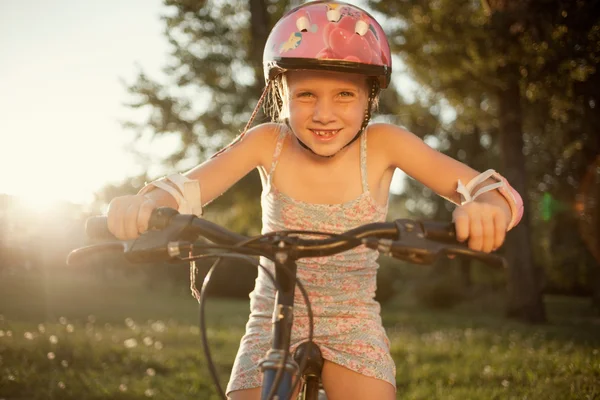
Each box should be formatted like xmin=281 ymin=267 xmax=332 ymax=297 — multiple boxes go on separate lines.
xmin=66 ymin=241 xmax=132 ymax=266
xmin=67 ymin=213 xmax=199 ymax=265
xmin=393 ymin=219 xmax=455 ymax=263
xmin=388 ymin=241 xmax=507 ymax=268
xmin=126 ymin=213 xmax=197 ymax=263
xmin=365 ymin=219 xmax=507 ymax=269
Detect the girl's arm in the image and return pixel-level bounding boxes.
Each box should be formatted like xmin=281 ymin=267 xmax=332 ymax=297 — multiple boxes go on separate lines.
xmin=144 ymin=123 xmax=280 ymax=208
xmin=179 ymin=124 xmax=278 ymax=204
xmin=373 ymin=123 xmax=521 ymax=252
xmin=108 ymin=123 xmax=280 ymax=239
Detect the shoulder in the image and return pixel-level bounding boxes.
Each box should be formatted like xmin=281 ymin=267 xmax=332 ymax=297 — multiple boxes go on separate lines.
xmin=367 ymin=122 xmax=413 ymax=140
xmin=366 ymin=122 xmax=435 ymax=168
xmin=243 ymin=122 xmax=283 ymax=143
xmin=236 ymin=122 xmax=287 ymax=168
xmin=366 ymin=122 xmax=425 ymax=152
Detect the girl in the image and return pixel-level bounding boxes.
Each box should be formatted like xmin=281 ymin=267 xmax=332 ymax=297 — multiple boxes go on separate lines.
xmin=107 ymin=2 xmax=524 ymax=399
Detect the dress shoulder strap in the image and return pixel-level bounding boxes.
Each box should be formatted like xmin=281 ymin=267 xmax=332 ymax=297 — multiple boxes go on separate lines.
xmin=267 ymin=127 xmax=288 ymax=181
xmin=360 ymin=128 xmax=369 ymax=192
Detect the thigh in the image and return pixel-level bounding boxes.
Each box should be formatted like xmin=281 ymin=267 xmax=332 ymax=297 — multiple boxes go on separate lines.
xmin=321 ymin=360 xmax=395 ymax=400
xmin=228 ymin=387 xmax=261 ymax=400
xmin=228 ymin=379 xmax=301 ymax=400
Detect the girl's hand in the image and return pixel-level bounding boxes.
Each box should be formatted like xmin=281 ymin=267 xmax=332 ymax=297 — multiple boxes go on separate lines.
xmin=452 ymin=202 xmax=508 ymax=253
xmin=107 ymin=194 xmax=158 ymax=240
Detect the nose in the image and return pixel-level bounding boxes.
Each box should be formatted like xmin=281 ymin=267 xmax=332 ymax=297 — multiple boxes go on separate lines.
xmin=312 ymin=98 xmax=336 ymax=124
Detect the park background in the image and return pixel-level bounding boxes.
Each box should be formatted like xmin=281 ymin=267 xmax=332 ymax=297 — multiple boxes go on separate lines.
xmin=1 ymin=0 xmax=599 ymax=398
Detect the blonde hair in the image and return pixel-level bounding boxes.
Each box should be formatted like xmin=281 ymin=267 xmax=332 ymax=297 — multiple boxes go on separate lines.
xmin=263 ymin=74 xmax=288 ymax=122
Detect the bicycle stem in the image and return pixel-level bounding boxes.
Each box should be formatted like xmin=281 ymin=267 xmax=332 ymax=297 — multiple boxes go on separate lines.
xmin=259 ymin=255 xmax=301 ymax=400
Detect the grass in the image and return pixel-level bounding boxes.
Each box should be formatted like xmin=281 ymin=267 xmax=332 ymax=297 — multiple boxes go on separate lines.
xmin=1 ymin=268 xmax=599 ymax=400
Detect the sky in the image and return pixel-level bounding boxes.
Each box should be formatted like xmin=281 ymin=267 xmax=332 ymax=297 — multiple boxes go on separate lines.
xmin=0 ymin=0 xmax=416 ymax=210
xmin=0 ymin=0 xmax=170 ymax=207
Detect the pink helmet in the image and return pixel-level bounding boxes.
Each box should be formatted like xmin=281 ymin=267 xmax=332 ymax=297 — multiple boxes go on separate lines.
xmin=263 ymin=1 xmax=392 ymax=89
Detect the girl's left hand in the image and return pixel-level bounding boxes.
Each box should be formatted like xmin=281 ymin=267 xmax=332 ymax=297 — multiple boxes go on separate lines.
xmin=452 ymin=202 xmax=508 ymax=253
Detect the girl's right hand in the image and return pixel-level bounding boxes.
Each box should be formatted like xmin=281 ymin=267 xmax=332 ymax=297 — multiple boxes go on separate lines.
xmin=107 ymin=194 xmax=158 ymax=240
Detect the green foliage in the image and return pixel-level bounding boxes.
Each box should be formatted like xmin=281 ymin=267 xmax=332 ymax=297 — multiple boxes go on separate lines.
xmin=370 ymin=0 xmax=600 ymax=303
xmin=375 ymin=256 xmax=405 ymax=304
xmin=413 ymin=274 xmax=469 ymax=309
xmin=124 ymin=0 xmax=292 ymax=161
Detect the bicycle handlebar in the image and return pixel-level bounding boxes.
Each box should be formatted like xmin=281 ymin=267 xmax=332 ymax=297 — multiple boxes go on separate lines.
xmin=67 ymin=207 xmax=507 ymax=400
xmin=68 ymin=207 xmax=506 ymax=268
xmin=85 ymin=207 xmax=248 ymax=244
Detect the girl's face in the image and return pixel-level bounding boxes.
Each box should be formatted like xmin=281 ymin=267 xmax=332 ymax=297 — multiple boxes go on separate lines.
xmin=285 ymin=70 xmax=369 ymax=157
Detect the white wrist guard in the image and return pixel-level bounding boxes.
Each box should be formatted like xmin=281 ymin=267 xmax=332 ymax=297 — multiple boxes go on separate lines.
xmin=456 ymin=169 xmax=524 ymax=230
xmin=138 ymin=174 xmax=203 ymax=216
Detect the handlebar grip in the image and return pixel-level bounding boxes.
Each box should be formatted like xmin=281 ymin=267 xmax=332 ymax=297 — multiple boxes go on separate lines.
xmin=420 ymin=221 xmax=457 ymax=243
xmin=148 ymin=207 xmax=179 ymax=230
xmin=85 ymin=207 xmax=180 ymax=241
xmin=85 ymin=216 xmax=114 ymax=241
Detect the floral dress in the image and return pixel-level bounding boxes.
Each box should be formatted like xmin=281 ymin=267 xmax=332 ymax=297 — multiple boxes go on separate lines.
xmin=226 ymin=128 xmax=396 ymax=394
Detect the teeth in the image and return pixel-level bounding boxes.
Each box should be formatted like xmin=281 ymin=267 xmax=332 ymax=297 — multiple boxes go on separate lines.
xmin=314 ymin=130 xmax=339 ymax=136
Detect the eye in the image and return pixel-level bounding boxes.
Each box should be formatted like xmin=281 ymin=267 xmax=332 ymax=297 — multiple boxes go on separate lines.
xmin=296 ymin=91 xmax=314 ymax=98
xmin=355 ymin=20 xmax=369 ymax=36
xmin=339 ymin=91 xmax=355 ymax=97
xmin=296 ymin=15 xmax=310 ymax=32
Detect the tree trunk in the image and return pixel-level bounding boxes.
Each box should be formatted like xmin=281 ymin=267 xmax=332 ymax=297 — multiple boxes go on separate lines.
xmin=594 ymin=172 xmax=600 ymax=312
xmin=497 ymin=67 xmax=546 ymax=323
xmin=585 ymin=156 xmax=600 ymax=312
xmin=484 ymin=0 xmax=547 ymax=323
xmin=592 ymin=263 xmax=600 ymax=313
xmin=248 ymin=0 xmax=271 ymax=84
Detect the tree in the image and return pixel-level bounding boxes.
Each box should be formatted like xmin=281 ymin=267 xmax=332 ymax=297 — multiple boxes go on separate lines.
xmin=482 ymin=0 xmax=600 ymax=312
xmin=480 ymin=0 xmax=545 ymax=322
xmin=368 ymin=0 xmax=547 ymax=321
xmin=370 ymin=0 xmax=600 ymax=321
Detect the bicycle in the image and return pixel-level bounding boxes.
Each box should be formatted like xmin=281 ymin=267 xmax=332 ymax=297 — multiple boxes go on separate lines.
xmin=67 ymin=207 xmax=506 ymax=400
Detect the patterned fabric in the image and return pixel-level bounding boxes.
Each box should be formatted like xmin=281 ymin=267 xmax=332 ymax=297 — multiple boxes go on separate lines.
xmin=226 ymin=128 xmax=396 ymax=394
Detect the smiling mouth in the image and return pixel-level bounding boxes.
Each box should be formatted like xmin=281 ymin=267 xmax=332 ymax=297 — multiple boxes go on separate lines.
xmin=310 ymin=129 xmax=341 ymax=137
